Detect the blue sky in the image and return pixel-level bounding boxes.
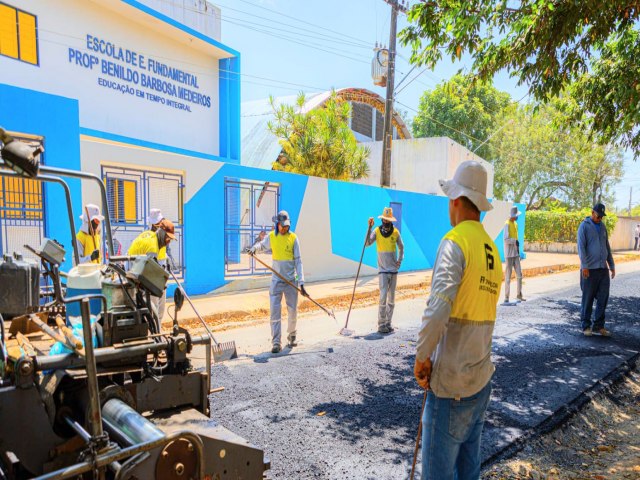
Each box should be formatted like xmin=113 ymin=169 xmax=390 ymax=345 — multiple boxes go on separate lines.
xmin=216 ymin=0 xmax=640 ymax=210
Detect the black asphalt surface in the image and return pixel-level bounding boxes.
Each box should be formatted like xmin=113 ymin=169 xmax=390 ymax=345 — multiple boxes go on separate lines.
xmin=210 ymin=271 xmax=640 ymax=479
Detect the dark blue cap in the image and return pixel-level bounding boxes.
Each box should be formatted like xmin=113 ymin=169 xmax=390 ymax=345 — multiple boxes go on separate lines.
xmin=593 ymin=203 xmax=607 ymax=217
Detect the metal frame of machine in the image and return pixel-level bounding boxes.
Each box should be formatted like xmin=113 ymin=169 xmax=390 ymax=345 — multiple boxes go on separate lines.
xmin=0 ymin=133 xmax=269 ymax=479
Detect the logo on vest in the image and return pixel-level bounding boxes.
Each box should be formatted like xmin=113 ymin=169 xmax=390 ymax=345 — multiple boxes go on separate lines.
xmin=484 ymin=243 xmax=495 ymax=271
xmin=479 ymin=275 xmax=499 ymax=295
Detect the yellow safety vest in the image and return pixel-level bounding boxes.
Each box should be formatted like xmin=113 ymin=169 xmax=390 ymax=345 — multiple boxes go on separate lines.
xmin=76 ymin=230 xmax=101 ymax=264
xmin=128 ymin=230 xmax=167 ymax=260
xmin=444 ymin=221 xmax=502 ymax=322
xmin=270 ymin=231 xmax=296 ymax=261
xmin=506 ymin=220 xmax=518 ymax=240
xmin=375 ymin=227 xmax=400 ymax=252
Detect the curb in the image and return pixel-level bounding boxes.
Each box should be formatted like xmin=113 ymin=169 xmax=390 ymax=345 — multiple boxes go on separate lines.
xmin=481 ymin=353 xmax=640 ymax=470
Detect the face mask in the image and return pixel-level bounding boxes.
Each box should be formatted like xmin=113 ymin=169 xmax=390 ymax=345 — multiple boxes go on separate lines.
xmin=380 ymin=221 xmax=394 ymax=238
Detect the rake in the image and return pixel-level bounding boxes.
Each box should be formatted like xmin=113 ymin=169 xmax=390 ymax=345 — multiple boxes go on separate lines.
xmin=250 ymin=253 xmax=336 ymax=321
xmin=167 ymin=267 xmax=238 ymax=363
xmin=339 ymin=224 xmax=372 ymax=336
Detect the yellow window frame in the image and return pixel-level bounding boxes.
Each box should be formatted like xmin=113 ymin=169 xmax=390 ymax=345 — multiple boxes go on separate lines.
xmin=0 ymin=2 xmax=38 ymax=65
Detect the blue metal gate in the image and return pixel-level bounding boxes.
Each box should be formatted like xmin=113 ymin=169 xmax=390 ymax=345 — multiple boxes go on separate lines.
xmin=224 ymin=179 xmax=279 ymax=276
xmin=0 ymin=135 xmax=45 ymax=259
xmin=102 ymin=165 xmax=185 ymax=278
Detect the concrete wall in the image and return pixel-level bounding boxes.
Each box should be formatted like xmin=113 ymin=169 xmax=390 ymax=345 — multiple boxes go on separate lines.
xmin=359 ymin=137 xmax=494 ymax=197
xmin=610 ymin=216 xmax=640 ymax=251
xmin=526 ymin=216 xmax=640 ymax=253
xmin=525 ymin=242 xmax=578 ymax=254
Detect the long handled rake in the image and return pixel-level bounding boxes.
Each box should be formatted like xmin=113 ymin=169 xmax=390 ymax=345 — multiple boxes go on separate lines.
xmin=250 ymin=252 xmax=336 ymax=321
xmin=339 ymin=224 xmax=372 ymax=336
xmin=410 ymin=389 xmax=428 ymax=480
xmin=167 ymin=267 xmax=238 ymax=362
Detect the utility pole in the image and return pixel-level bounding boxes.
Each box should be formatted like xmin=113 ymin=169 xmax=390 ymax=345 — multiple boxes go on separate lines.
xmin=629 ymin=186 xmax=633 ymax=216
xmin=380 ymin=0 xmax=407 ymax=188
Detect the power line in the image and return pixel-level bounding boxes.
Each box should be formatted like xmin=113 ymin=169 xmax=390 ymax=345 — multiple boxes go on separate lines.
xmin=221 ymin=19 xmax=370 ymax=65
xmin=232 ymin=0 xmax=372 ymax=46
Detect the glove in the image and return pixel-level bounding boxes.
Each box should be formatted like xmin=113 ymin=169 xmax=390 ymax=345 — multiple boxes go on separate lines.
xmin=300 ymin=284 xmax=309 ymax=297
xmin=248 ymin=247 xmax=256 ymax=256
xmin=90 ymin=249 xmax=100 ymax=261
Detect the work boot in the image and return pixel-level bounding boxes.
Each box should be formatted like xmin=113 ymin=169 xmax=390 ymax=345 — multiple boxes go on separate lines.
xmin=597 ymin=328 xmax=611 ymax=337
xmin=271 ymin=344 xmax=281 ymax=354
xmin=378 ymin=325 xmax=394 ymax=334
xmin=287 ymin=335 xmax=297 ymax=348
xmin=503 ymin=298 xmax=509 ymax=304
xmin=517 ymin=295 xmax=526 ymax=302
xmin=583 ymin=328 xmax=593 ymax=337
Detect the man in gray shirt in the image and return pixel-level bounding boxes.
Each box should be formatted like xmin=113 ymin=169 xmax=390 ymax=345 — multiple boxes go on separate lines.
xmin=366 ymin=207 xmax=404 ymax=334
xmin=577 ymin=203 xmax=615 ymax=337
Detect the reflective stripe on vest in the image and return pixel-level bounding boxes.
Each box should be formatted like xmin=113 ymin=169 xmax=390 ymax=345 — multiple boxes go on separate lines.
xmin=506 ymin=220 xmax=518 ymax=240
xmin=444 ymin=221 xmax=502 ymax=323
xmin=375 ymin=227 xmax=399 ymax=252
xmin=270 ymin=231 xmax=296 ymax=261
xmin=76 ymin=230 xmax=101 ymax=263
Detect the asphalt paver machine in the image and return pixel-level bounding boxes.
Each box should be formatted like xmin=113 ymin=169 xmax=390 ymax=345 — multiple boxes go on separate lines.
xmin=0 ymin=129 xmax=269 ymax=479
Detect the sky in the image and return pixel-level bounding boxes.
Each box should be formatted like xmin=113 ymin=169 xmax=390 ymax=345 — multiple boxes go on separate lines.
xmin=214 ymin=0 xmax=640 ymax=211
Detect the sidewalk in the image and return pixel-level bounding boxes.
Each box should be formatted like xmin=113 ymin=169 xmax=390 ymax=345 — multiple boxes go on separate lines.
xmin=170 ymin=250 xmax=640 ymax=329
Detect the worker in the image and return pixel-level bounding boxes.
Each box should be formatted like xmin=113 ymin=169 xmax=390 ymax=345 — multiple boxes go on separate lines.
xmin=366 ymin=207 xmax=404 ymax=334
xmin=503 ymin=205 xmax=525 ymax=304
xmin=414 ymin=161 xmax=502 ymax=480
xmin=128 ymin=218 xmax=177 ymax=321
xmin=249 ymin=210 xmax=307 ymax=354
xmin=577 ymin=203 xmax=615 ymax=337
xmin=148 ymin=208 xmax=177 ymax=268
xmin=76 ymin=203 xmax=104 ymax=264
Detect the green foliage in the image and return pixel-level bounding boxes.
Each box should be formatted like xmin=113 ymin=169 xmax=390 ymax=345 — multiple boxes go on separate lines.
xmin=267 ymin=92 xmax=370 ymax=181
xmin=411 ymin=74 xmax=511 ymax=160
xmin=490 ymin=100 xmax=624 ymax=210
xmin=401 ymin=1 xmax=640 ymax=156
xmin=525 ymin=209 xmax=618 ymax=243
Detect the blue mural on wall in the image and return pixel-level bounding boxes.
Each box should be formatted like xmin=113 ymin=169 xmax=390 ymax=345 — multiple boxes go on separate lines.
xmin=0 ymin=84 xmax=82 ymax=272
xmin=327 ymin=181 xmax=451 ymax=272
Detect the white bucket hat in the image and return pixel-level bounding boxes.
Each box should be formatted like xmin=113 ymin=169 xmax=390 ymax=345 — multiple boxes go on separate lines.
xmin=149 ymin=208 xmax=164 ymax=226
xmin=439 ymin=161 xmax=493 ymax=212
xmin=510 ymin=206 xmax=522 ymax=218
xmin=79 ymin=203 xmax=105 ymax=223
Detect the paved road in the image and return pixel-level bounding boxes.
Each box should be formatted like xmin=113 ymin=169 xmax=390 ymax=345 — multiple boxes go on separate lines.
xmin=209 ymin=270 xmax=640 ymax=479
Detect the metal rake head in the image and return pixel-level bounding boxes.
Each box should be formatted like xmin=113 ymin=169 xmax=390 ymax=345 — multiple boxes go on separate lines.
xmin=212 ymin=341 xmax=238 ymax=363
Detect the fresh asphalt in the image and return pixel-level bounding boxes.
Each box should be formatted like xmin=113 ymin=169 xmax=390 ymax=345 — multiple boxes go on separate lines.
xmin=208 ymin=270 xmax=640 ymax=479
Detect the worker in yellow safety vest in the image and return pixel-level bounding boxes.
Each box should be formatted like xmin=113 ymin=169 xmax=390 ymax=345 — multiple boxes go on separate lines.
xmin=414 ymin=161 xmax=502 ymax=480
xmin=503 ymin=205 xmax=526 ymax=304
xmin=366 ymin=207 xmax=404 ymax=334
xmin=249 ymin=210 xmax=307 ymax=354
xmin=76 ymin=204 xmax=104 ymax=264
xmin=128 ymin=218 xmax=177 ymax=320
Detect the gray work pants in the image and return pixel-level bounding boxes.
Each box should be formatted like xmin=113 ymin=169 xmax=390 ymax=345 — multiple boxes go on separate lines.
xmin=270 ymin=279 xmax=298 ymax=347
xmin=504 ymin=256 xmax=522 ymax=300
xmin=378 ymin=273 xmax=398 ymax=327
xmin=150 ymin=292 xmax=166 ymax=322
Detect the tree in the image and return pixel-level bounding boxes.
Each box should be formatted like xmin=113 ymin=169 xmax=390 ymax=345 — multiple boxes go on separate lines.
xmin=267 ymin=92 xmax=370 ymax=181
xmin=490 ymin=101 xmax=624 ymax=210
xmin=411 ymin=74 xmax=511 ymax=160
xmin=400 ymin=1 xmax=640 ymax=156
